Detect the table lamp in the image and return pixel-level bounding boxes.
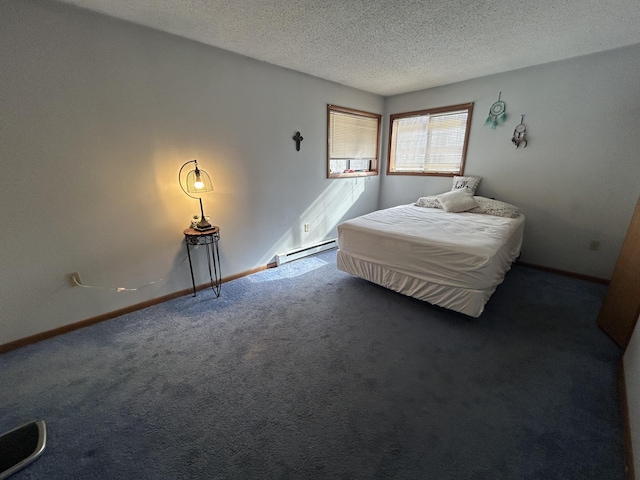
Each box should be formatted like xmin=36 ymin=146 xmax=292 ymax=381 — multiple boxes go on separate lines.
xmin=179 ymin=159 xmax=214 ymax=231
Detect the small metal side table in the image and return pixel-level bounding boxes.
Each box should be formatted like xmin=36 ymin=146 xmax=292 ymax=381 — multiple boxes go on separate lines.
xmin=183 ymin=227 xmax=221 ymax=297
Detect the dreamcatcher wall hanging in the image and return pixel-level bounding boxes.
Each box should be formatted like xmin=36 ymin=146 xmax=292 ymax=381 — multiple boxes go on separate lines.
xmin=485 ymin=92 xmax=507 ymax=129
xmin=512 ymin=115 xmax=527 ymax=148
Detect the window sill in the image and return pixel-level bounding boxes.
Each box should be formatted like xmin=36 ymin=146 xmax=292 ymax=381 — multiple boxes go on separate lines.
xmin=386 ymin=171 xmax=457 ymax=177
xmin=328 ymin=171 xmax=378 ymax=179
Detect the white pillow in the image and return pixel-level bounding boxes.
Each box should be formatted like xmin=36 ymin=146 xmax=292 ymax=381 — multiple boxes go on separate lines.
xmin=436 ymin=188 xmax=479 ymax=213
xmin=415 ymin=195 xmax=442 ymax=209
xmin=451 ymin=176 xmax=481 ymax=194
xmin=469 ymin=196 xmax=520 ymax=218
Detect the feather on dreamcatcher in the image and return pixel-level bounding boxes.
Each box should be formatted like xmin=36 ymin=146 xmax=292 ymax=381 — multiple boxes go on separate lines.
xmin=485 ymin=92 xmax=507 ymax=129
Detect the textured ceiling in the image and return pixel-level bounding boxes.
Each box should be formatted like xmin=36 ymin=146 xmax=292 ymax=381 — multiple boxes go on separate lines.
xmin=56 ymin=0 xmax=640 ymax=96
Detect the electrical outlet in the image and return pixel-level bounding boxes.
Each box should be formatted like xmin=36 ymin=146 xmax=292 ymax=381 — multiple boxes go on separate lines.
xmin=588 ymin=240 xmax=600 ymax=251
xmin=69 ymin=271 xmax=82 ymax=286
xmin=304 ymin=223 xmax=310 ymax=233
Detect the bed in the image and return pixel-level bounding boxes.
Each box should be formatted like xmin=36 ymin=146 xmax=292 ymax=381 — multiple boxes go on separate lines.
xmin=336 ymin=185 xmax=525 ymax=317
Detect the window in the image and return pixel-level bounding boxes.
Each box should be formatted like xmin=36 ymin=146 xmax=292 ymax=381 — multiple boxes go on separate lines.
xmin=387 ymin=102 xmax=474 ymax=176
xmin=327 ymin=105 xmax=381 ymax=178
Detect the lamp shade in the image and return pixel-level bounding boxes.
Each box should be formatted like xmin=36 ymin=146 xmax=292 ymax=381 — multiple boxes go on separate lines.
xmin=185 ymin=167 xmax=214 ymax=194
xmin=179 ymin=159 xmax=214 ymax=231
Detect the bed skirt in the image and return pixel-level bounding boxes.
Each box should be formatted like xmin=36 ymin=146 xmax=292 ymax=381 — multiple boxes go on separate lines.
xmin=337 ymin=250 xmax=498 ymax=318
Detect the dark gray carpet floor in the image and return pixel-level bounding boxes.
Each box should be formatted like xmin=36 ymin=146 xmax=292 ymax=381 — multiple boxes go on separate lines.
xmin=0 ymin=250 xmax=625 ymax=479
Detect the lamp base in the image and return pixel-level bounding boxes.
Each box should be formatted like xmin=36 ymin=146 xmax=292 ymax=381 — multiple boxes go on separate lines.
xmin=192 ymin=221 xmax=215 ymax=232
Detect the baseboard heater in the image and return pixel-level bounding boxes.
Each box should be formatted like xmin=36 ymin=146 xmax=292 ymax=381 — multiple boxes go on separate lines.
xmin=275 ymin=238 xmax=337 ymax=266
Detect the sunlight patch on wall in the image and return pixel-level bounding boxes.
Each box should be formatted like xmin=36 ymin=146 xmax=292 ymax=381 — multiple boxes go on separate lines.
xmin=301 ymin=178 xmax=366 ymax=238
xmin=259 ymin=178 xmax=366 ymax=266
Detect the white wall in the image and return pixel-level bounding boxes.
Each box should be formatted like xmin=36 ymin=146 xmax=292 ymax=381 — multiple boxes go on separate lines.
xmin=381 ymin=46 xmax=640 ymax=280
xmin=0 ymin=0 xmax=383 ymax=345
xmin=624 ymin=320 xmax=640 ymax=478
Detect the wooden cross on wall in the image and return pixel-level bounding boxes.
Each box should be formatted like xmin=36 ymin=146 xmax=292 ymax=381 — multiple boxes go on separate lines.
xmin=292 ymin=131 xmax=303 ymax=151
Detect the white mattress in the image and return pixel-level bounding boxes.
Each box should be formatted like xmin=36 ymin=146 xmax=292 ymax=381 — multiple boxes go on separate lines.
xmin=336 ymin=204 xmax=525 ymax=316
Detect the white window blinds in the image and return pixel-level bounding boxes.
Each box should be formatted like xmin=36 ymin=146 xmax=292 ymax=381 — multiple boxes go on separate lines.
xmin=329 ymin=111 xmax=379 ymax=160
xmin=388 ymin=104 xmax=473 ymax=175
xmin=327 ymin=105 xmax=381 ymax=178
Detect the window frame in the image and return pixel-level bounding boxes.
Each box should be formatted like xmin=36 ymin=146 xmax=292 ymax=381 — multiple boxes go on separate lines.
xmin=327 ymin=104 xmax=382 ymax=179
xmin=386 ymin=102 xmax=474 ymax=177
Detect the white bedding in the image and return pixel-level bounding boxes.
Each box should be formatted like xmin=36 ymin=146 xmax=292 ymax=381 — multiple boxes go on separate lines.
xmin=336 ymin=204 xmax=525 ymax=316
